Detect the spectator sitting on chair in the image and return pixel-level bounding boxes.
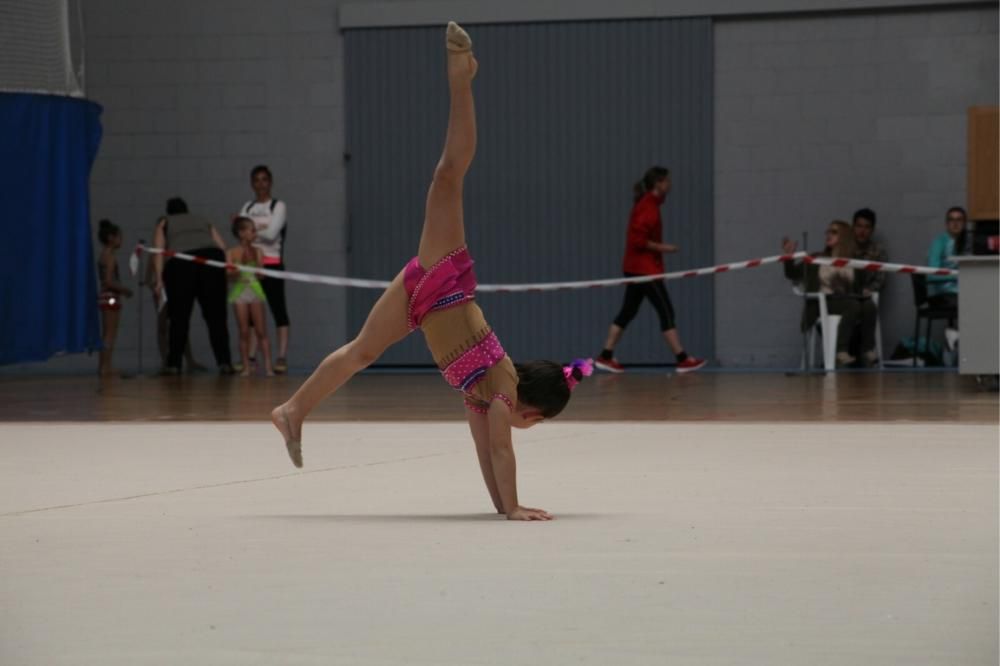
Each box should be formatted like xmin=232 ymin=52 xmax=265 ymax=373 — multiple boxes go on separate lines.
xmin=851 ymin=208 xmax=888 ymax=297
xmin=782 ymin=220 xmax=879 ymax=368
xmin=926 ymin=206 xmax=964 ymax=311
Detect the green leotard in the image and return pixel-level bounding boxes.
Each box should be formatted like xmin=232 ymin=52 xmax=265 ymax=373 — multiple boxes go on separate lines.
xmin=228 ymin=249 xmax=267 ymax=304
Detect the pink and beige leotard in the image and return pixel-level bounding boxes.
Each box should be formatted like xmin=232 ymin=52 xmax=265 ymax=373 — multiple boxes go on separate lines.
xmin=403 ymin=247 xmax=517 ymax=413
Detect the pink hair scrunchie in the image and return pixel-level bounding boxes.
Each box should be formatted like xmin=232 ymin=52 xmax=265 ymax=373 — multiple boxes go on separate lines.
xmin=562 ymin=358 xmax=594 ymax=391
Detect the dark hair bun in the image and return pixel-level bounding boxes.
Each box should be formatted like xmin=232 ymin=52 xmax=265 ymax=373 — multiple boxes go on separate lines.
xmin=97 ymin=219 xmax=120 ymax=245
xmin=571 ymin=366 xmax=584 ymax=381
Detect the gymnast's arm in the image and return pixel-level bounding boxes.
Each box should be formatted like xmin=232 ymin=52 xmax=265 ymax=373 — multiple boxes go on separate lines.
xmin=466 ymin=408 xmax=503 ymax=513
xmin=225 ymin=247 xmax=239 ymax=278
xmin=210 ymin=225 xmax=227 ymax=252
xmin=152 ymin=218 xmax=166 ymax=296
xmin=488 ymin=400 xmax=551 ymax=521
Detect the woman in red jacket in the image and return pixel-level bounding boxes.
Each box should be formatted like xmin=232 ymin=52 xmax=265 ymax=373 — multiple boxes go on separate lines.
xmin=595 ymin=167 xmax=706 ymax=373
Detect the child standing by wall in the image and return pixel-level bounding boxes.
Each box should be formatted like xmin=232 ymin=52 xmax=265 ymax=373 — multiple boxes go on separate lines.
xmin=227 ymin=217 xmax=273 ymax=377
xmin=97 ymin=219 xmax=132 ymax=376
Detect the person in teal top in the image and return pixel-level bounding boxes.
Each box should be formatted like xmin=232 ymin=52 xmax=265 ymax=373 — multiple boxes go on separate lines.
xmin=926 ymin=206 xmax=965 ymax=309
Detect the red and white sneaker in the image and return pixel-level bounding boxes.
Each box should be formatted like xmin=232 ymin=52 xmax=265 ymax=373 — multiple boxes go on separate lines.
xmin=594 ymin=357 xmax=625 ymax=373
xmin=676 ymin=357 xmax=707 ymax=373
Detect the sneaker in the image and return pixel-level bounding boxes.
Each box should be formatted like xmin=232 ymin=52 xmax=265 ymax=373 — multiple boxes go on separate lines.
xmin=218 ymin=364 xmax=237 ymax=376
xmin=835 ymin=352 xmax=855 ymax=368
xmin=159 ymin=366 xmax=181 ymax=377
xmin=594 ymin=357 xmax=625 ymax=373
xmin=274 ymin=357 xmax=288 ymax=374
xmin=676 ymin=357 xmax=707 ymax=373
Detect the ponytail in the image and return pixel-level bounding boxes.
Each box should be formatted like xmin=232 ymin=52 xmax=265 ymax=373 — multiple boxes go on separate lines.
xmin=634 ymin=166 xmax=669 ymax=202
xmin=562 ymin=358 xmax=594 ymax=391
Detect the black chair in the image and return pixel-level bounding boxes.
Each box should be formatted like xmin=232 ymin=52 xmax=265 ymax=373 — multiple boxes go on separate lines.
xmin=911 ymin=274 xmax=958 ymax=367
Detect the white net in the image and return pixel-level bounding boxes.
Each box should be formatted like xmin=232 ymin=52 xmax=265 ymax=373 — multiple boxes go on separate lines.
xmin=0 ymin=0 xmax=82 ymax=96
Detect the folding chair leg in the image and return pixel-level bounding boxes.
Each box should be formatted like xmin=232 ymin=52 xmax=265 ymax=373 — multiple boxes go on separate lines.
xmin=807 ymin=327 xmax=817 ymax=370
xmin=875 ymin=316 xmax=884 ymax=369
xmin=925 ymin=317 xmax=934 ymax=365
xmin=822 ymin=315 xmax=841 ymax=371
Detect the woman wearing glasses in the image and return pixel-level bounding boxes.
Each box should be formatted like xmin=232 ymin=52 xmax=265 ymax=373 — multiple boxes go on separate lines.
xmin=781 ymin=220 xmax=878 ymax=368
xmin=925 ymin=206 xmax=965 ymax=311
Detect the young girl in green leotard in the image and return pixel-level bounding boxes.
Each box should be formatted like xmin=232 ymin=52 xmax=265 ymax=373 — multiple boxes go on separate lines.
xmin=227 ymin=217 xmax=273 ymax=377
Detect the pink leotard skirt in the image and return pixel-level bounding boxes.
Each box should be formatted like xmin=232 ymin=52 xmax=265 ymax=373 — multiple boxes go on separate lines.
xmin=404 ymin=247 xmax=477 ymax=330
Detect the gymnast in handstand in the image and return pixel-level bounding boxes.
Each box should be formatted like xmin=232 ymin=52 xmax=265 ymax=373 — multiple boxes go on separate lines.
xmin=272 ymin=22 xmax=591 ymax=521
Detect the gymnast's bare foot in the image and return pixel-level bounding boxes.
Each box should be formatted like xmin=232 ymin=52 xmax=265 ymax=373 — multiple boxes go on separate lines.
xmin=446 ymin=21 xmax=471 ymax=52
xmin=446 ymin=21 xmax=477 ymax=80
xmin=271 ymin=404 xmax=303 ymax=468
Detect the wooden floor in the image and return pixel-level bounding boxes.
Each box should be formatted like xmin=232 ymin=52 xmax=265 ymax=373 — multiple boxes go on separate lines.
xmin=2 ymin=370 xmax=996 ymax=423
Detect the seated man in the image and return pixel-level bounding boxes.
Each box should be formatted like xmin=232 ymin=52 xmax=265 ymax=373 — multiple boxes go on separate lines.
xmin=849 ymin=208 xmax=887 ymax=364
xmin=851 ymin=208 xmax=888 ymax=297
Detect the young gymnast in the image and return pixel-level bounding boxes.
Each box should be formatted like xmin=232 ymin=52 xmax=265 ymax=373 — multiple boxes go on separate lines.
xmin=227 ymin=217 xmax=274 ymax=377
xmin=96 ymin=219 xmax=133 ymax=376
xmin=272 ymin=22 xmax=589 ymax=521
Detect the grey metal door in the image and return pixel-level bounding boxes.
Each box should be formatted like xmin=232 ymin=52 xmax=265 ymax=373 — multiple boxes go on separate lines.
xmin=344 ymin=18 xmax=714 ymax=365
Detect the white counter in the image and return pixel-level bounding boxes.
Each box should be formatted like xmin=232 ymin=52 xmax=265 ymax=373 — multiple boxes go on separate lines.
xmin=955 ymin=255 xmax=999 ymax=375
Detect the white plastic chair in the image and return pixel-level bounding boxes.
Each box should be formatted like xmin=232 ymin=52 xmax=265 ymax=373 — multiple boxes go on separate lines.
xmin=871 ymin=292 xmax=884 ymax=370
xmin=794 ymin=288 xmax=840 ymax=370
xmin=794 ymin=288 xmax=884 ymax=370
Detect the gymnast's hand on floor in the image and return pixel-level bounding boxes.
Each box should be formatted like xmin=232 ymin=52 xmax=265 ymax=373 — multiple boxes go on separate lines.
xmin=507 ymin=505 xmax=553 ymax=521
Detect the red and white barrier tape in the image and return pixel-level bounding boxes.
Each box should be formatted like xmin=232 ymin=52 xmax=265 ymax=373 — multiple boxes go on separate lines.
xmin=800 ymin=255 xmax=957 ymax=277
xmin=130 ymin=245 xmax=957 ymax=293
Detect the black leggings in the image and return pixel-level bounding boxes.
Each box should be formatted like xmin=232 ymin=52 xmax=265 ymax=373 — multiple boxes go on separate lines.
xmin=613 ymin=276 xmax=677 ymax=332
xmin=163 ymin=248 xmax=232 ymax=368
xmin=261 ymin=263 xmax=290 ymax=327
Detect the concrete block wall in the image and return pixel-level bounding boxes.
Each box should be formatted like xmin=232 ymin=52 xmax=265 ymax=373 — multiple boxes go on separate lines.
xmin=63 ymin=0 xmax=361 ymax=373
xmin=6 ymin=1 xmax=997 ymax=373
xmin=714 ymin=5 xmax=999 ymax=367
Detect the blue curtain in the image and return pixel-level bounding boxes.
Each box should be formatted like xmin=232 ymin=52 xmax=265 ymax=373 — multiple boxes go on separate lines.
xmin=0 ymin=93 xmax=103 ymax=365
